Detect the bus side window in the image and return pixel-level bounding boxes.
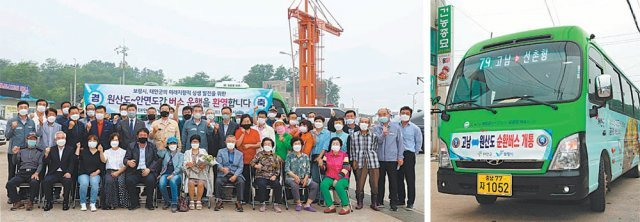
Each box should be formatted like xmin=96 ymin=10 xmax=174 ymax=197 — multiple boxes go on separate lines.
xmin=622 ymin=79 xmax=634 ymax=116
xmin=636 ymin=90 xmax=640 ymax=118
xmin=606 ymin=62 xmax=624 ymax=113
xmin=587 ymin=59 xmax=602 ymax=103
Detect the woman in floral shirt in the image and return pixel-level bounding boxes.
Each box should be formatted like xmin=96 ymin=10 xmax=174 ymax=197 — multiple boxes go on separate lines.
xmin=284 ymin=138 xmax=318 ymax=212
xmin=251 ymin=137 xmax=283 ymax=213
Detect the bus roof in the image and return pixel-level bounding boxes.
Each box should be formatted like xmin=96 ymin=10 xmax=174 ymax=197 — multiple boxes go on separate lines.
xmin=464 ymin=26 xmax=589 ymax=58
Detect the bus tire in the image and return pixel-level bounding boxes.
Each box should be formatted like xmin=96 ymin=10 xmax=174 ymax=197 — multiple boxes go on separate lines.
xmin=626 ymin=164 xmax=639 ymax=178
xmin=589 ymin=157 xmax=608 ymax=212
xmin=475 ymin=195 xmax=497 ymax=205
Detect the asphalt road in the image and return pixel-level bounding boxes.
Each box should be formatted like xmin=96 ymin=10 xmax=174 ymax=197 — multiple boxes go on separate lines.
xmin=0 ymin=144 xmax=425 ymax=222
xmin=430 ymin=162 xmax=640 ymax=222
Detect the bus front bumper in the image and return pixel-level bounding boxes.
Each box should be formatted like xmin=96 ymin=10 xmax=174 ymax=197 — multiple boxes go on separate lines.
xmin=437 ymin=168 xmax=590 ymax=200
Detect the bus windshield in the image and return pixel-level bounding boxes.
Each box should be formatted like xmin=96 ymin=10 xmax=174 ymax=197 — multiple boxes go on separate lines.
xmin=447 ymin=42 xmax=582 ymax=110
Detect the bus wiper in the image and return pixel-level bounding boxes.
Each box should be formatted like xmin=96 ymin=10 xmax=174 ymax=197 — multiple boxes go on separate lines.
xmin=494 ymin=95 xmax=558 ymax=110
xmin=448 ymin=100 xmax=497 ymax=114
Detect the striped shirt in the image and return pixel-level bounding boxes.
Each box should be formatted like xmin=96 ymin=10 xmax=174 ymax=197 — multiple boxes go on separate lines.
xmin=349 ymin=130 xmax=380 ymax=169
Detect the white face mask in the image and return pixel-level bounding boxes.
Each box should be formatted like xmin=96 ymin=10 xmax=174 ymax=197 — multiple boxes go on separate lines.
xmin=331 ymin=145 xmax=341 ymax=152
xmin=314 ymin=122 xmax=324 ymax=129
xmin=359 ymin=123 xmax=369 ymax=131
xmin=168 ymin=144 xmax=177 ymax=151
xmin=257 ymin=118 xmax=266 ymax=125
xmin=120 ymin=110 xmax=127 ymax=117
xmin=62 ymin=107 xmax=70 ymax=115
xmin=267 ymin=112 xmax=277 ymax=118
xmin=191 ymin=143 xmax=199 ymax=149
xmin=299 ymin=126 xmax=308 ymax=133
xmin=88 ymin=141 xmax=98 ymax=148
xmin=334 ymin=124 xmax=344 ymax=131
xmin=37 ymin=105 xmax=46 ymax=113
xmin=206 ymin=114 xmax=215 ymax=120
xmin=47 ymin=116 xmax=56 ymax=123
xmin=110 ymin=141 xmax=119 ymax=148
xmin=18 ymin=109 xmax=28 ymax=116
xmin=169 ymin=114 xmax=174 ymax=119
xmin=345 ymin=118 xmax=355 ymax=125
xmin=56 ymin=139 xmax=66 ymax=147
xmin=289 ymin=120 xmax=298 ymax=126
xmin=263 ymin=146 xmax=273 ymax=152
xmin=226 ymin=142 xmax=235 ymax=149
xmin=95 ymin=113 xmax=105 ymax=120
xmin=293 ymin=144 xmax=302 ymax=152
xmin=87 ymin=110 xmax=95 ymax=117
xmin=70 ymin=114 xmax=80 ymax=121
xmin=400 ymin=114 xmax=411 ymax=122
xmin=193 ymin=112 xmax=202 ymax=120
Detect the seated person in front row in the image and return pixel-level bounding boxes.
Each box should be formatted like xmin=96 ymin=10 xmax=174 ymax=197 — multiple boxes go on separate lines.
xmin=157 ymin=136 xmax=184 ymax=213
xmin=42 ymin=131 xmax=77 ymax=211
xmin=251 ymin=137 xmax=284 ymax=213
xmin=6 ymin=132 xmax=43 ymax=211
xmin=214 ymin=135 xmax=245 ymax=212
xmin=123 ymin=128 xmax=159 ymax=211
xmin=183 ymin=135 xmax=215 ymax=211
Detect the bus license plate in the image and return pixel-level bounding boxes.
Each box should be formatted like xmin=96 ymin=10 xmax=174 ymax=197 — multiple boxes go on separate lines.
xmin=477 ymin=174 xmax=512 ymax=196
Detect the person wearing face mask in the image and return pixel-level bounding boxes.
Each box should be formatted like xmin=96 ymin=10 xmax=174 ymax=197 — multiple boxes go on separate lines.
xmin=181 ymin=104 xmax=213 ymax=153
xmin=214 ymin=135 xmax=245 ymax=212
xmin=216 ymin=106 xmax=238 ymax=154
xmin=75 ymin=134 xmax=106 ymax=212
xmin=251 ymin=138 xmax=284 ymax=213
xmin=144 ymin=107 xmax=157 ymax=129
xmin=308 ymin=116 xmax=328 ymax=204
xmin=373 ymin=108 xmax=405 ymax=211
xmin=183 ymin=135 xmax=214 ymax=210
xmin=36 ymin=108 xmax=62 ymax=151
xmin=55 ymin=101 xmax=71 ymax=125
xmin=253 ymin=110 xmax=276 ymax=142
xmin=343 ymin=110 xmax=360 ymax=134
xmin=6 ymin=132 xmax=43 ymax=211
xmin=395 ymin=106 xmax=421 ymax=209
xmin=61 ymin=106 xmax=88 ymax=158
xmin=295 ymin=119 xmax=315 ymax=156
xmin=5 ymin=101 xmax=36 ymax=183
xmin=272 ymin=120 xmax=292 ymax=162
xmin=284 ymin=138 xmax=318 ymax=212
xmin=157 ymin=137 xmax=184 ymax=212
xmin=88 ymin=105 xmax=115 ymax=150
xmin=328 ymin=118 xmax=349 ymax=152
xmin=150 ymin=104 xmax=181 ymax=152
xmin=124 ymin=128 xmax=159 ymax=210
xmin=285 ymin=112 xmax=299 ymax=135
xmin=178 ymin=105 xmax=193 ymax=139
xmin=42 ymin=131 xmax=76 ymax=211
xmin=306 ymin=112 xmax=316 ymax=122
xmin=319 ymin=137 xmax=351 ymax=215
xmin=116 ymin=104 xmax=145 ymax=151
xmin=31 ymin=99 xmax=48 ymax=132
xmin=103 ymin=133 xmax=129 ymax=210
xmin=266 ymin=107 xmax=278 ymax=127
xmin=235 ymin=114 xmax=261 ymax=204
xmin=79 ymin=104 xmax=96 ymax=125
xmin=204 ymin=108 xmax=221 ymax=158
xmin=169 ymin=107 xmax=177 ymax=121
xmin=348 ymin=117 xmax=380 ymax=210
xmin=113 ymin=103 xmax=129 ymax=126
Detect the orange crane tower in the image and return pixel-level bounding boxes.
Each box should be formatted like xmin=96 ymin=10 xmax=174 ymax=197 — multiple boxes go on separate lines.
xmin=288 ymin=0 xmax=343 ymax=107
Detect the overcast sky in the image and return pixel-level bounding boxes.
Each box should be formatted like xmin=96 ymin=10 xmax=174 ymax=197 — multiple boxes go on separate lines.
xmin=0 ymin=0 xmax=425 ymax=115
xmin=447 ymin=0 xmax=640 ymax=85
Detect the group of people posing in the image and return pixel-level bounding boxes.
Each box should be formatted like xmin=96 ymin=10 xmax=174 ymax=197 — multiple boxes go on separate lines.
xmin=4 ymin=99 xmax=422 ymax=215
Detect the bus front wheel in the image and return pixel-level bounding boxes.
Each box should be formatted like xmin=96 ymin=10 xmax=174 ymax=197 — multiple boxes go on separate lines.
xmin=590 ymin=158 xmax=608 ymax=212
xmin=475 ymin=195 xmax=497 ymax=205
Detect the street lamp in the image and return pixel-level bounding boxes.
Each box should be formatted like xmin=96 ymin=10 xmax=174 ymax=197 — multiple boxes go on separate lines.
xmin=73 ymin=58 xmax=78 ymax=105
xmin=325 ymin=76 xmax=340 ymax=105
xmin=408 ymin=91 xmax=424 ymax=111
xmin=279 ymin=51 xmax=298 ymax=107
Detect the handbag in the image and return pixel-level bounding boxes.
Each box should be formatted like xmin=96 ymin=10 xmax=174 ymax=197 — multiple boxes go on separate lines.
xmin=178 ymin=193 xmax=190 ymax=212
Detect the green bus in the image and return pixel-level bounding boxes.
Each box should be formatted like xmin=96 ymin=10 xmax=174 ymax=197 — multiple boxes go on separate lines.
xmin=433 ymin=26 xmax=640 ymax=212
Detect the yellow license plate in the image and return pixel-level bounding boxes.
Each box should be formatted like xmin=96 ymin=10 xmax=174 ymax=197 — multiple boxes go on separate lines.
xmin=477 ymin=174 xmax=512 ymax=196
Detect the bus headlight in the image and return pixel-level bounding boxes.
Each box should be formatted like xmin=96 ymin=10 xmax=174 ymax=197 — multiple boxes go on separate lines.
xmin=439 ymin=138 xmax=452 ymax=168
xmin=549 ymin=133 xmax=580 ymax=170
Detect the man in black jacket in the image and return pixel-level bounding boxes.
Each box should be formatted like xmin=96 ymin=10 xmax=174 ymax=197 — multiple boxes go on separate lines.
xmin=215 ymin=106 xmax=238 ymax=154
xmin=117 ymin=104 xmax=146 ymax=150
xmin=42 ymin=131 xmax=76 ymax=211
xmin=124 ymin=128 xmax=159 ymax=210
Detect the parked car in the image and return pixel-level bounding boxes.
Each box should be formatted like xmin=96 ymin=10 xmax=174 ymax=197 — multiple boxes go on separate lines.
xmin=0 ymin=119 xmax=7 ymax=145
xmin=290 ymin=106 xmax=345 ymax=122
xmin=410 ymin=110 xmax=425 ymax=154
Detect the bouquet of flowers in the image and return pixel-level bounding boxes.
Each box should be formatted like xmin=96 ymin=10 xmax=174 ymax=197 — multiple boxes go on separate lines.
xmin=201 ymin=154 xmax=218 ymax=165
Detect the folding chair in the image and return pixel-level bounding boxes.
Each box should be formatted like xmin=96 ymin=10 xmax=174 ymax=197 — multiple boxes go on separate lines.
xmin=318 ymin=165 xmax=353 ymax=212
xmin=17 ymin=182 xmax=42 ymax=208
xmin=180 ymin=164 xmax=214 ymax=209
xmin=71 ymin=177 xmax=102 ymax=209
xmin=283 ymin=181 xmax=308 ymax=210
xmin=136 ymin=183 xmax=157 ymax=207
xmin=250 ymin=165 xmax=287 ymax=210
xmin=39 ymin=182 xmax=67 ymax=208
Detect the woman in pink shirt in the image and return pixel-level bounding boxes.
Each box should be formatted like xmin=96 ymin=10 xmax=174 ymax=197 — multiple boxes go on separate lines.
xmin=319 ymin=137 xmax=351 ymax=215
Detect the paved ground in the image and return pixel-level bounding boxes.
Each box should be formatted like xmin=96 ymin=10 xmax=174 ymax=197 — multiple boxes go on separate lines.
xmin=430 ymin=162 xmax=640 ymax=222
xmin=0 ymin=144 xmax=424 ymax=222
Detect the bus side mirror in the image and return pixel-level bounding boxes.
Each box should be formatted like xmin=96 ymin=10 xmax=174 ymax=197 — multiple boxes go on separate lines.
xmin=595 ymin=74 xmax=612 ymax=101
xmin=432 ymin=96 xmax=441 ymax=106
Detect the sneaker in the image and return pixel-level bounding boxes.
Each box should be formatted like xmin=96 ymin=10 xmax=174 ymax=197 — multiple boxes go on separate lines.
xmin=90 ymin=204 xmax=97 ymax=212
xmin=259 ymin=203 xmax=266 ymax=212
xmin=295 ymin=204 xmax=302 ymax=211
xmin=195 ymin=201 xmax=202 ymax=210
xmin=406 ymin=204 xmax=414 ymax=209
xmin=235 ymin=202 xmax=244 ymax=212
xmin=273 ymin=204 xmax=282 ymax=213
xmin=214 ymin=200 xmax=223 ymax=211
xmin=303 ymin=205 xmax=317 ymax=212
xmin=171 ymin=204 xmax=178 ymax=213
xmin=80 ymin=203 xmax=87 ymax=211
xmin=189 ymin=201 xmax=195 ymax=210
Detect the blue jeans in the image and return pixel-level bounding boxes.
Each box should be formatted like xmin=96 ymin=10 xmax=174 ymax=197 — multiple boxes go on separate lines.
xmin=158 ymin=174 xmax=182 ymax=205
xmin=78 ymin=174 xmax=101 ymax=204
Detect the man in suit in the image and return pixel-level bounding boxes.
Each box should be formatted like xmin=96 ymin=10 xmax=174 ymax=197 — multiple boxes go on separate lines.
xmin=124 ymin=128 xmax=159 ymax=210
xmin=88 ymin=105 xmax=115 ymax=150
xmin=117 ymin=104 xmax=145 ymax=150
xmin=214 ymin=135 xmax=245 ymax=212
xmin=42 ymin=131 xmax=77 ymax=211
xmin=215 ymin=106 xmax=238 ymax=155
xmin=61 ymin=106 xmax=88 ymax=148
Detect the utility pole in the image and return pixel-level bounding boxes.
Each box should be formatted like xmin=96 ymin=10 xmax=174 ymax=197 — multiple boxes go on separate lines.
xmin=115 ymin=43 xmax=129 ymax=85
xmin=73 ymin=58 xmax=77 ymax=105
